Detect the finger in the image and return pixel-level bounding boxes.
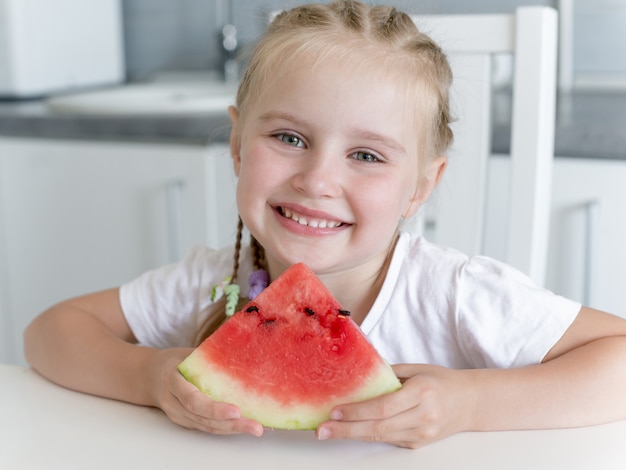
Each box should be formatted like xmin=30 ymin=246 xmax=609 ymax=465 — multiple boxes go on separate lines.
xmin=184 ymin=404 xmax=263 ymax=436
xmin=392 ymin=363 xmax=428 ymax=380
xmin=317 ymin=411 xmax=425 ymax=447
xmin=171 ymin=374 xmax=242 ymax=419
xmin=330 ymin=390 xmax=407 ymax=422
xmin=320 ymin=425 xmax=425 ymax=448
xmin=188 ymin=414 xmax=264 ymax=436
xmin=176 ymin=402 xmax=264 ymax=436
xmin=171 ymin=383 xmax=263 ymax=436
xmin=185 ymin=389 xmax=241 ymax=420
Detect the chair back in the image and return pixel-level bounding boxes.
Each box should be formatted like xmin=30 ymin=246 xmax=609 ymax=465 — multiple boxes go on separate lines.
xmin=413 ymin=7 xmax=558 ymax=286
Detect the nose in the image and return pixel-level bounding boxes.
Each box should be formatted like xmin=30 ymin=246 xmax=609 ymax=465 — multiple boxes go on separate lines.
xmin=291 ymin=149 xmax=343 ymax=198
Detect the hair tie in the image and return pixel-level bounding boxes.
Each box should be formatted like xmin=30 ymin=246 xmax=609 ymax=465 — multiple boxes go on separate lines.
xmin=248 ymin=269 xmax=269 ymax=300
xmin=223 ymin=283 xmax=241 ymax=317
xmin=211 ymin=276 xmax=241 ymax=317
xmin=211 ymin=276 xmax=231 ymax=302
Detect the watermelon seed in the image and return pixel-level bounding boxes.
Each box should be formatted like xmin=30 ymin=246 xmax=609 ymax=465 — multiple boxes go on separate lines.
xmin=245 ymin=305 xmax=259 ymax=313
xmin=261 ymin=319 xmax=276 ymax=327
xmin=338 ymin=309 xmax=351 ymax=316
xmin=305 ymin=307 xmax=315 ymax=316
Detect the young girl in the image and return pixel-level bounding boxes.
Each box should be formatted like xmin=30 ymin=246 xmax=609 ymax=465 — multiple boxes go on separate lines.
xmin=24 ymin=0 xmax=626 ymax=450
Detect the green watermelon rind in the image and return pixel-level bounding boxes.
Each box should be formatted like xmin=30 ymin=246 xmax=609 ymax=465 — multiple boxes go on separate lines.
xmin=178 ymin=352 xmax=401 ymax=430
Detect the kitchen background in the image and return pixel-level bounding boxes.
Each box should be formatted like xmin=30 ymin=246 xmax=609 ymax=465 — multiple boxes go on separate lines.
xmin=1 ymin=0 xmax=626 ymax=365
xmin=122 ymin=0 xmax=626 ymax=86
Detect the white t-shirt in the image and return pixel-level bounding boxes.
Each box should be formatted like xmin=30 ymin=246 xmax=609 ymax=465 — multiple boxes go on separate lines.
xmin=120 ymin=231 xmax=581 ymax=368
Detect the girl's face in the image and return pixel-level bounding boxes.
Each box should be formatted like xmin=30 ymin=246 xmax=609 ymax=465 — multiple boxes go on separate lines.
xmin=230 ymin=54 xmax=444 ymax=276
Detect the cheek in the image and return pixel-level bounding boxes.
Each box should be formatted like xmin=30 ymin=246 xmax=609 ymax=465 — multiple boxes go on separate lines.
xmin=347 ymin=182 xmax=404 ymax=235
xmin=238 ymin=140 xmax=275 ymax=177
xmin=367 ymin=173 xmax=418 ymax=215
xmin=235 ymin=144 xmax=281 ymax=208
xmin=236 ymin=164 xmax=264 ymax=209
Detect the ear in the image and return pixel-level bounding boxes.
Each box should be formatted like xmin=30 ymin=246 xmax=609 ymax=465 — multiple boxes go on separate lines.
xmin=228 ymin=105 xmax=242 ymax=176
xmin=403 ymin=155 xmax=447 ymax=219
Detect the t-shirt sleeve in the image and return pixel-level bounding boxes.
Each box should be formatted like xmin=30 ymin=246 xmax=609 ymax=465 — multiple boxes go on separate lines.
xmin=454 ymin=256 xmax=582 ymax=369
xmin=119 ymin=246 xmax=228 ymax=348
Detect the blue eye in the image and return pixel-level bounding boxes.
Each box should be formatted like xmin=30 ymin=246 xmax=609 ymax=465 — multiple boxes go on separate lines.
xmin=353 ymin=151 xmax=380 ymax=162
xmin=277 ymin=134 xmax=304 ymax=148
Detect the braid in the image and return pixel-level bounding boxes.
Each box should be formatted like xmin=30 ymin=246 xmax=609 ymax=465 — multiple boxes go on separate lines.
xmin=231 ymin=216 xmax=244 ymax=283
xmin=251 ymin=235 xmax=267 ymax=272
xmin=193 ymin=217 xmax=249 ymax=345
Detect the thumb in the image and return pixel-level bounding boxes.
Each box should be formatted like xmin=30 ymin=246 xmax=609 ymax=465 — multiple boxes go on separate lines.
xmin=392 ymin=363 xmax=429 ymax=381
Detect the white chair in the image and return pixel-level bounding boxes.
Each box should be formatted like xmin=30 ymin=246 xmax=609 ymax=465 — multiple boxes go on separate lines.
xmin=413 ymin=7 xmax=558 ymax=287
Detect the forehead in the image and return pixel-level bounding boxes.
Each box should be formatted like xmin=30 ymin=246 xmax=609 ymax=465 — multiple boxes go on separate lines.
xmin=248 ymin=42 xmax=426 ymax=128
xmin=263 ymin=59 xmax=411 ymax=136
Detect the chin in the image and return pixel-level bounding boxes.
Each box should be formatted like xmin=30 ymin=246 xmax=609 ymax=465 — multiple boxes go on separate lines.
xmin=266 ymin=245 xmax=336 ymax=273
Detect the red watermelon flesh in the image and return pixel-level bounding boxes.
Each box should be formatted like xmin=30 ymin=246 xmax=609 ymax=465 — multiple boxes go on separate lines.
xmin=177 ymin=262 xmax=401 ymax=430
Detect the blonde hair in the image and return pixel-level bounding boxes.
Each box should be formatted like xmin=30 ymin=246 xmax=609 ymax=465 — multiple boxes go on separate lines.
xmin=194 ymin=0 xmax=453 ymax=344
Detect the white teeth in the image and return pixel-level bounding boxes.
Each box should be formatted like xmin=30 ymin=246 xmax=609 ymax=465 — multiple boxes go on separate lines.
xmin=281 ymin=208 xmax=341 ymax=228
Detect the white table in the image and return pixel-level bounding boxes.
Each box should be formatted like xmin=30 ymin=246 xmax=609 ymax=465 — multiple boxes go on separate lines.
xmin=2 ymin=364 xmax=626 ymax=469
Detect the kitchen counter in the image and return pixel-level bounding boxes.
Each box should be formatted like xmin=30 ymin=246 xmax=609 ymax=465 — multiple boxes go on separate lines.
xmin=1 ymin=89 xmax=626 ymax=159
xmin=0 ymin=99 xmax=232 ymax=146
xmin=492 ymin=89 xmax=626 ymax=160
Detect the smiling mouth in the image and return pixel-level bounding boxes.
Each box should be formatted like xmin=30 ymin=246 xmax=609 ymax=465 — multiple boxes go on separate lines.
xmin=278 ymin=207 xmax=345 ymax=229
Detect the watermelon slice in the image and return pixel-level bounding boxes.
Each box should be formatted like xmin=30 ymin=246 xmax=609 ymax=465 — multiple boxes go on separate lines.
xmin=177 ymin=263 xmax=401 ymax=430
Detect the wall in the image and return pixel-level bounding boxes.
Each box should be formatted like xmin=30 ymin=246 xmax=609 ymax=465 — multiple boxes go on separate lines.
xmin=573 ymin=0 xmax=626 ymax=79
xmin=120 ymin=0 xmax=556 ymax=81
xmin=121 ymin=0 xmax=222 ymax=80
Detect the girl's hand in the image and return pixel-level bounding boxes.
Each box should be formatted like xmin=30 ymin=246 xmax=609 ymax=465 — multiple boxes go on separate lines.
xmin=316 ymin=363 xmax=476 ymax=449
xmin=147 ymin=348 xmax=264 ymax=437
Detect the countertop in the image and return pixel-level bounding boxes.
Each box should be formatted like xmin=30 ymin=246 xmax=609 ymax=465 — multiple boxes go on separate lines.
xmin=4 ymin=364 xmax=626 ymax=469
xmin=492 ymin=89 xmax=626 ymax=160
xmin=0 ymin=99 xmax=232 ymax=146
xmin=1 ymin=89 xmax=626 ymax=159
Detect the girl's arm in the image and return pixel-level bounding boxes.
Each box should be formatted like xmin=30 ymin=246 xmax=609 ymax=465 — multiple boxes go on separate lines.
xmin=23 ymin=289 xmax=263 ymax=436
xmin=317 ymin=306 xmax=626 ymax=448
xmin=24 ymin=289 xmax=153 ymax=403
xmin=471 ymin=306 xmax=626 ymax=430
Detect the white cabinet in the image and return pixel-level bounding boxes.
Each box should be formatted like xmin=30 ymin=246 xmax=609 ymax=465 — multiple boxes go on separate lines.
xmin=0 ymin=137 xmax=237 ymax=364
xmin=545 ymin=157 xmax=626 ymax=317
xmin=485 ymin=155 xmax=626 ymax=318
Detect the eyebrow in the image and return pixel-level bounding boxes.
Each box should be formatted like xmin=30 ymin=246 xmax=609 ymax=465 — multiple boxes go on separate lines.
xmin=258 ymin=110 xmax=406 ymax=154
xmin=348 ymin=128 xmax=406 ymax=154
xmin=258 ymin=110 xmax=303 ymax=125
